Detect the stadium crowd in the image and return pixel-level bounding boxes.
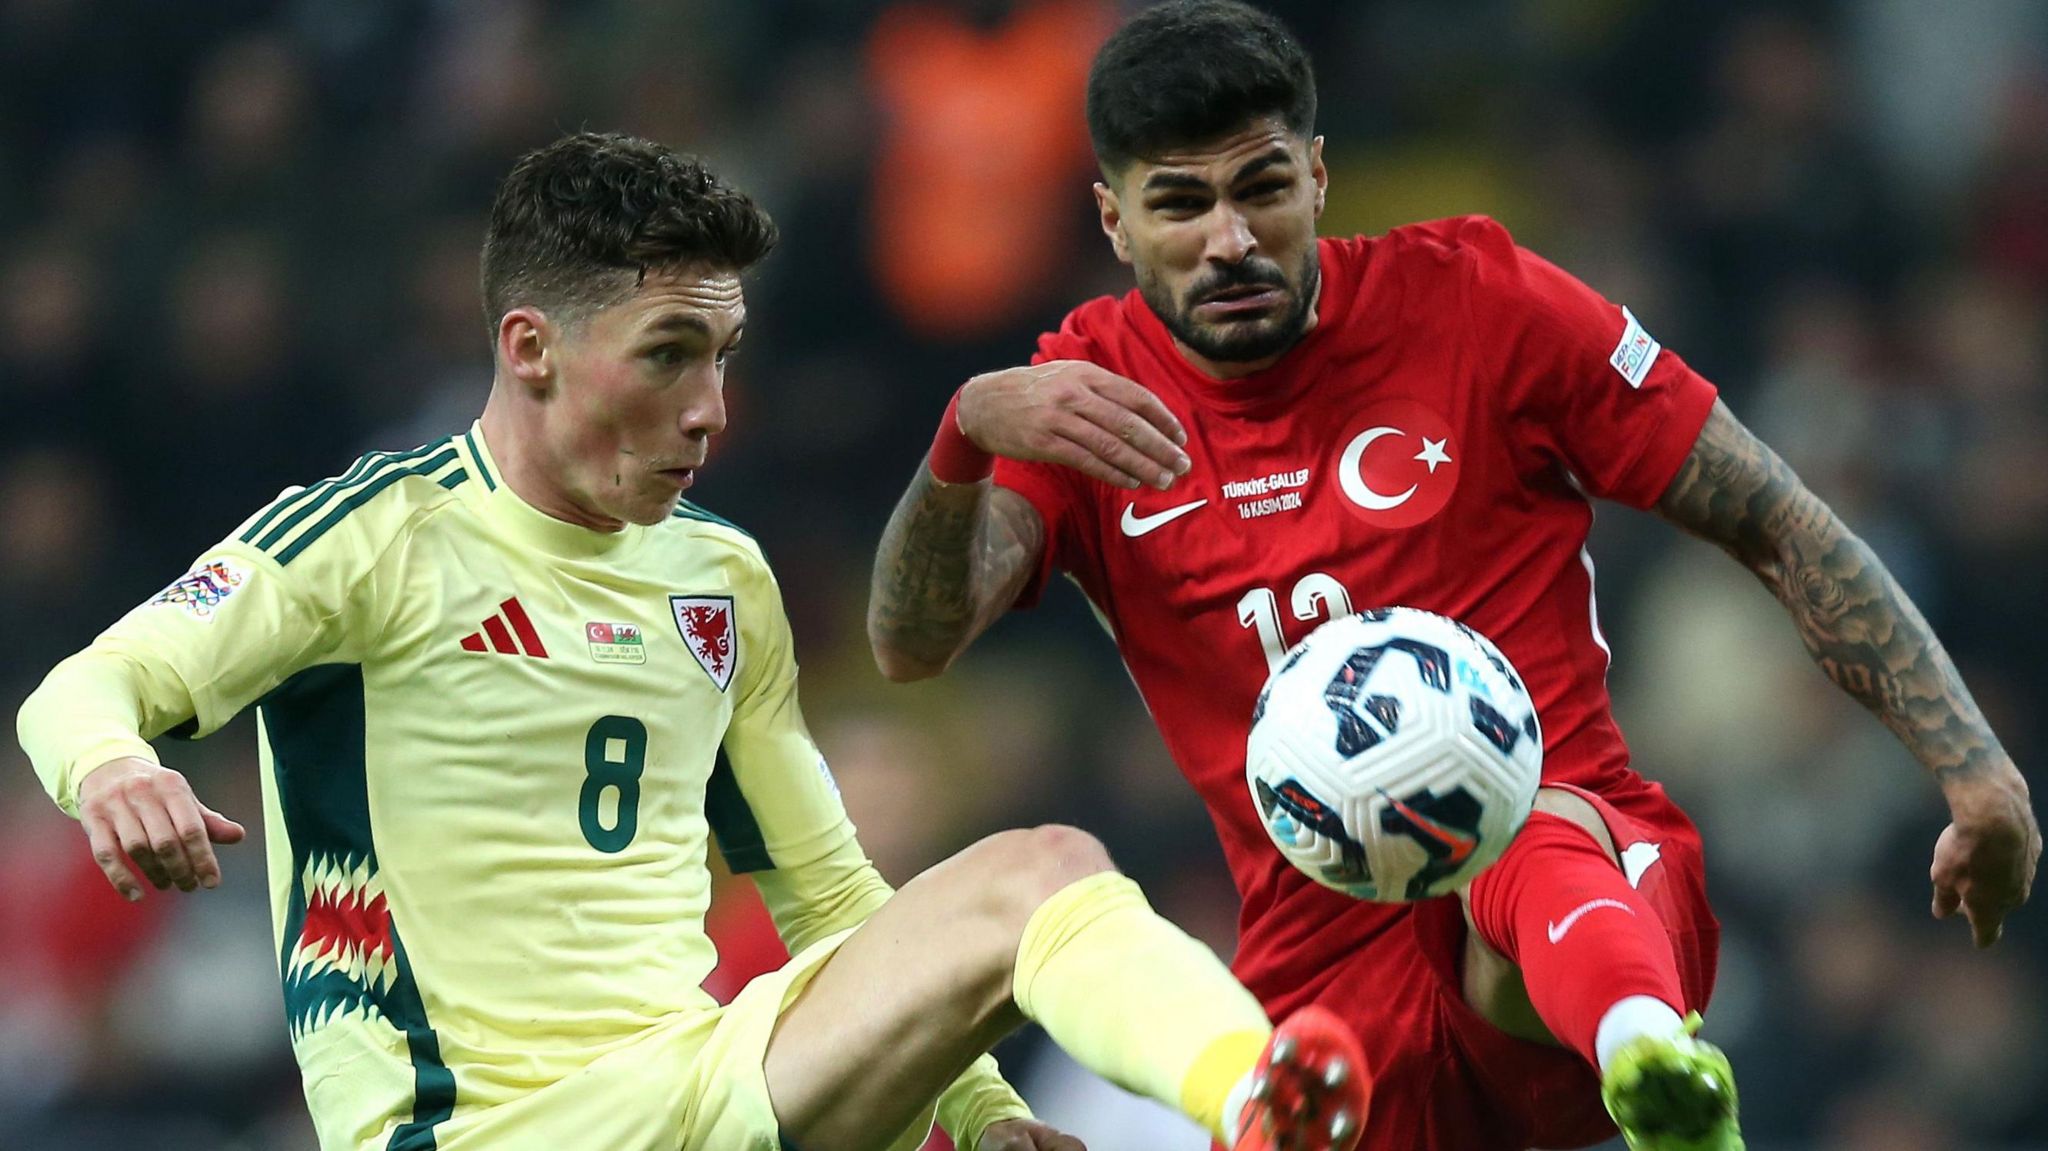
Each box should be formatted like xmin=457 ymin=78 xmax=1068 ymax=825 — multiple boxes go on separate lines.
xmin=2 ymin=1 xmax=2044 ymax=1147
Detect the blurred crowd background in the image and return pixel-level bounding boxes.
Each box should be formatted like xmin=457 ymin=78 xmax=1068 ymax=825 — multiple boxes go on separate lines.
xmin=3 ymin=0 xmax=2046 ymax=1148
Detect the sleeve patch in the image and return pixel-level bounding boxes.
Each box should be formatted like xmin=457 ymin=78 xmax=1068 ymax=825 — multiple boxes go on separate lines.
xmin=1609 ymin=306 xmax=1661 ymax=390
xmin=148 ymin=558 xmax=249 ymax=621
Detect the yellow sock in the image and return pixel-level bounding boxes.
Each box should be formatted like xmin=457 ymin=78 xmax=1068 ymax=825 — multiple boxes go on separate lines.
xmin=1013 ymin=871 xmax=1271 ymax=1141
xmin=1181 ymin=1027 xmax=1270 ymax=1138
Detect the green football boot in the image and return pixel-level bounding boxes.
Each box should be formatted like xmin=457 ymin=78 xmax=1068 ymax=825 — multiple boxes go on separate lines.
xmin=1600 ymin=1013 xmax=1743 ymax=1151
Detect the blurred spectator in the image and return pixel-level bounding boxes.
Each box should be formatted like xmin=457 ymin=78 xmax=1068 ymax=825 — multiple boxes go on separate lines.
xmin=865 ymin=0 xmax=1111 ymax=340
xmin=1671 ymin=12 xmax=1903 ymax=377
xmin=0 ymin=446 xmax=117 ymax=675
xmin=0 ymin=761 xmax=171 ymax=1129
xmin=1971 ymin=70 xmax=2048 ymax=292
xmin=0 ymin=234 xmax=109 ymax=453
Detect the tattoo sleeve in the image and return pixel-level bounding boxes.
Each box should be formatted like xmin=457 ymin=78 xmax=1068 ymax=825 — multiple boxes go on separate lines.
xmin=867 ymin=461 xmax=1046 ymax=679
xmin=1654 ymin=400 xmax=2008 ymax=787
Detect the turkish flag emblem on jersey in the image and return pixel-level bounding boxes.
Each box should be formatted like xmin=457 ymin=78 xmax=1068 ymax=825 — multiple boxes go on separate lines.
xmin=670 ymin=594 xmax=738 ymax=691
xmin=1332 ymin=398 xmax=1461 ymax=529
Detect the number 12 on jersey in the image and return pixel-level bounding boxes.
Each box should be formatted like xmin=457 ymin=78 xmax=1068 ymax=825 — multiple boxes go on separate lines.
xmin=1238 ymin=573 xmax=1355 ymax=673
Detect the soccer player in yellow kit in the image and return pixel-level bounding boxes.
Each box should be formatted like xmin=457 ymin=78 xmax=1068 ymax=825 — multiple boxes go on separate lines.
xmin=16 ymin=133 xmax=1370 ymax=1151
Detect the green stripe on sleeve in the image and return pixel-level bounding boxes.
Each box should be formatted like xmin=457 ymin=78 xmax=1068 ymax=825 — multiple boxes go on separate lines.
xmin=255 ymin=441 xmax=449 ymax=553
xmin=240 ymin=448 xmax=391 ymax=544
xmin=276 ymin=447 xmax=460 ymax=566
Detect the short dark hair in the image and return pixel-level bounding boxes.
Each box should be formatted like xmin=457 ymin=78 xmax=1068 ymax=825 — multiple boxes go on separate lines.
xmin=480 ymin=132 xmax=777 ymax=334
xmin=1086 ymin=0 xmax=1316 ymax=175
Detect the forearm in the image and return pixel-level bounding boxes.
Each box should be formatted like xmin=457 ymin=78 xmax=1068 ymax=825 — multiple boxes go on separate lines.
xmin=1657 ymin=401 xmax=2019 ymax=794
xmin=868 ymin=461 xmax=1010 ymax=681
xmin=1756 ymin=511 xmax=2011 ymax=790
xmin=18 ymin=650 xmax=171 ymax=816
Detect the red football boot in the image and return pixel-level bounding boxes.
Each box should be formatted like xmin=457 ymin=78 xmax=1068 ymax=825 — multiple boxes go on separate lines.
xmin=1230 ymin=1005 xmax=1370 ymax=1151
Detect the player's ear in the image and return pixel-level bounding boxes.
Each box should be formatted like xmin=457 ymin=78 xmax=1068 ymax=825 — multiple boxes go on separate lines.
xmin=497 ymin=307 xmax=552 ymax=391
xmin=1309 ymin=136 xmax=1328 ymax=220
xmin=1094 ymin=182 xmax=1132 ymax=265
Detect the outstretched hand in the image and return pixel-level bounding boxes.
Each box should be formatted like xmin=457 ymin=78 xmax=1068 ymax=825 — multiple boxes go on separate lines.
xmin=978 ymin=1118 xmax=1087 ymax=1151
xmin=1932 ymin=774 xmax=2040 ymax=947
xmin=958 ymin=361 xmax=1191 ymax=492
xmin=76 ymin=756 xmax=246 ymax=900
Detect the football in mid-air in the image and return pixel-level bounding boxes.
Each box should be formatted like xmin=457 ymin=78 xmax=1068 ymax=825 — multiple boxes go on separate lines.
xmin=1246 ymin=607 xmax=1543 ymax=902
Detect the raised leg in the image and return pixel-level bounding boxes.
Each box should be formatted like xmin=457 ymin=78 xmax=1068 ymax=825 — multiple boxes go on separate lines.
xmin=761 ymin=824 xmax=1290 ymax=1151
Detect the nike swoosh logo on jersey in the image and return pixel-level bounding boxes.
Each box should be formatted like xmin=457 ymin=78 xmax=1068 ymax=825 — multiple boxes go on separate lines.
xmin=1119 ymin=498 xmax=1208 ymax=537
xmin=1546 ymin=898 xmax=1635 ymax=944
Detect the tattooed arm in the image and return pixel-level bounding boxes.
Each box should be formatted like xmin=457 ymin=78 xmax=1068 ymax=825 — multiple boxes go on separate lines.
xmin=868 ymin=362 xmax=1190 ymax=681
xmin=868 ymin=471 xmax=1046 ymax=682
xmin=1654 ymin=399 xmax=2040 ymax=945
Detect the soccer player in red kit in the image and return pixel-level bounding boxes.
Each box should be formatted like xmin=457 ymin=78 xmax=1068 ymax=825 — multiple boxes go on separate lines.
xmin=867 ymin=2 xmax=2041 ymax=1149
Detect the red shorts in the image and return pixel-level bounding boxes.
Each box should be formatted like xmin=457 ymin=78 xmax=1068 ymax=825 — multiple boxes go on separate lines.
xmin=1274 ymin=782 xmax=1720 ymax=1150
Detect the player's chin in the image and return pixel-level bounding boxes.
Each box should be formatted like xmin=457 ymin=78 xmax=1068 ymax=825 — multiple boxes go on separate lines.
xmin=1186 ymin=315 xmax=1299 ymax=363
xmin=622 ymin=489 xmax=684 ymax=527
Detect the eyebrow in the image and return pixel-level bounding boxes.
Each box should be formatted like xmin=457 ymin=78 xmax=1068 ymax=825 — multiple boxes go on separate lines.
xmin=645 ymin=314 xmax=712 ymax=336
xmin=1141 ymin=147 xmax=1295 ymax=194
xmin=1230 ymin=151 xmax=1294 ymax=184
xmin=1141 ymin=170 xmax=1214 ymax=193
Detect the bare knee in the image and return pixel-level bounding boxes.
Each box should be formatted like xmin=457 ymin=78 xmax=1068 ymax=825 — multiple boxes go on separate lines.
xmin=963 ymin=823 xmax=1117 ymax=929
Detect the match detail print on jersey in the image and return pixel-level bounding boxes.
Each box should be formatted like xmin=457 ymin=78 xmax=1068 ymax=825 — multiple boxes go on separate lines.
xmin=1119 ymin=498 xmax=1209 ymax=537
xmin=585 ymin=621 xmax=647 ymax=665
xmin=671 ymin=594 xmax=738 ymax=690
xmin=1332 ymin=399 xmax=1460 ymax=529
xmin=1223 ymin=468 xmax=1312 ymax=521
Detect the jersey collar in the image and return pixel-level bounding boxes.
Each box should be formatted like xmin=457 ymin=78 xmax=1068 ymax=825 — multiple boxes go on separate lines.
xmin=460 ymin=421 xmax=643 ymax=559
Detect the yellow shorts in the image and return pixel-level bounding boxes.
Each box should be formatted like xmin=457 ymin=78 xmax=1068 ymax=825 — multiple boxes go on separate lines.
xmin=400 ymin=929 xmax=937 ymax=1151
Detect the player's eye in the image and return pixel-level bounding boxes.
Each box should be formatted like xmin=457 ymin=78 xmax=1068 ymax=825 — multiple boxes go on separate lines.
xmin=646 ymin=344 xmax=686 ymax=367
xmin=715 ymin=343 xmax=740 ymax=367
xmin=1151 ymin=195 xmax=1209 ymax=216
xmin=1242 ymin=179 xmax=1290 ymax=200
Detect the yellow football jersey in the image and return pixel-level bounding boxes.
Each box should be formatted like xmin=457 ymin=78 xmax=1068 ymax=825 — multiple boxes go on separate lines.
xmin=18 ymin=424 xmax=1026 ymax=1149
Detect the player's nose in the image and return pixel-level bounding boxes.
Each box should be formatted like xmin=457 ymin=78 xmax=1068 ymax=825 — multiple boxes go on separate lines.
xmin=1203 ymin=204 xmax=1258 ymax=265
xmin=679 ymin=369 xmax=728 ymax=440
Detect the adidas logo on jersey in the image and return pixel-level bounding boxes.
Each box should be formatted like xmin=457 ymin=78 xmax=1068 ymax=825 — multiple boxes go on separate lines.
xmin=459 ymin=597 xmax=550 ymax=658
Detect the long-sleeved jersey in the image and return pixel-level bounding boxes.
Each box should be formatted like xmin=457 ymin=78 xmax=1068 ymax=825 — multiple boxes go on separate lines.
xmin=20 ymin=423 xmax=1024 ymax=1149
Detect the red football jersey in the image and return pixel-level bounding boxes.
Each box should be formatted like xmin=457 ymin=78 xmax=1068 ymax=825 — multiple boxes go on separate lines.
xmin=994 ymin=216 xmax=1719 ymax=1006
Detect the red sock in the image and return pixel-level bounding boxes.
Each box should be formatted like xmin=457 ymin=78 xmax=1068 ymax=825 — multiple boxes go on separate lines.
xmin=1465 ymin=811 xmax=1683 ymax=1068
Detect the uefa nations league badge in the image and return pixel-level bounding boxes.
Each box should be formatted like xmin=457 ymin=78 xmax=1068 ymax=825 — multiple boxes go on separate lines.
xmin=585 ymin=621 xmax=647 ymax=664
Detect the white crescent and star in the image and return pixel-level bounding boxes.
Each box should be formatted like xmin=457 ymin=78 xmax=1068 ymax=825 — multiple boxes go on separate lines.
xmin=1415 ymin=437 xmax=1452 ymax=473
xmin=1339 ymin=426 xmax=1453 ymax=510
